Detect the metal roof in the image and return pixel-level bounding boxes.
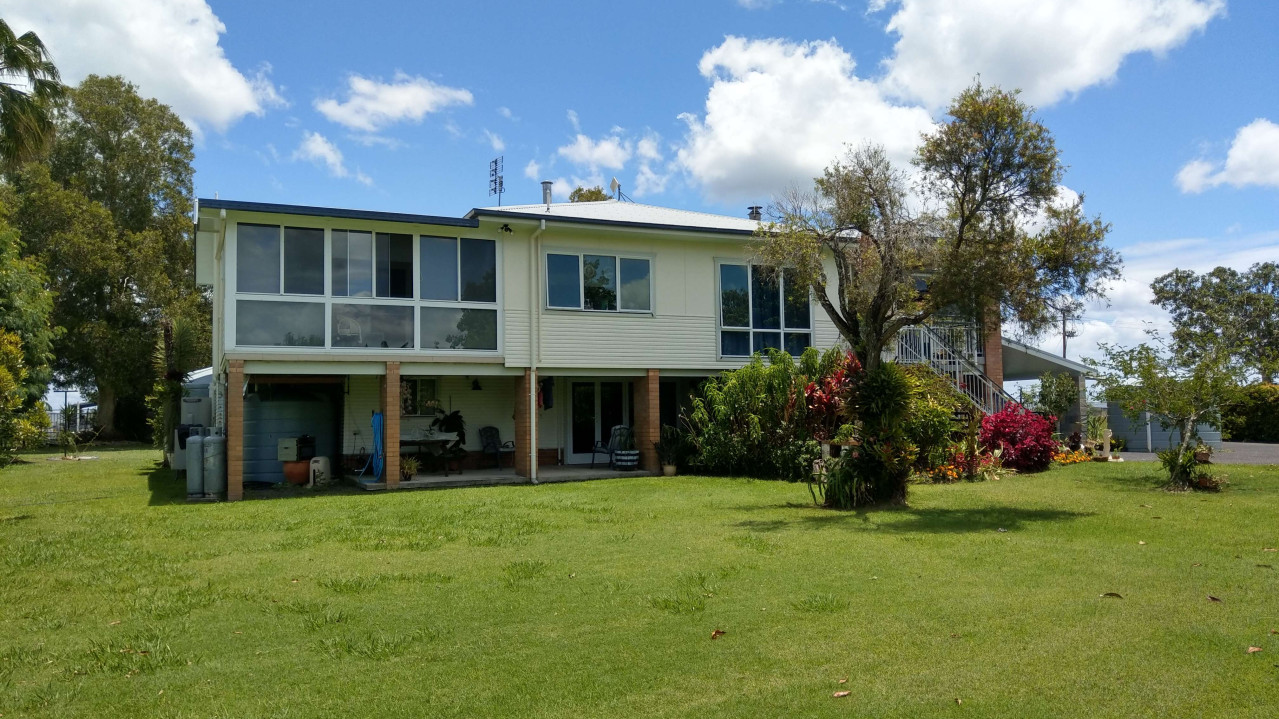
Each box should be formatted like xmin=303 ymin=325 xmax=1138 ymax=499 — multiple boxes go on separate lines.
xmin=1001 ymin=337 xmax=1095 ymax=381
xmin=197 ymin=199 xmax=478 ymax=228
xmin=468 ymin=200 xmax=762 ymax=235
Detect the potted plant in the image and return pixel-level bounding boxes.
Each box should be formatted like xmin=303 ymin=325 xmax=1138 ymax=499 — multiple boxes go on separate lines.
xmin=431 ymin=409 xmax=468 ymax=471
xmin=400 ymin=456 xmax=420 ymax=481
xmin=1193 ymin=441 xmax=1212 ymax=464
xmin=653 ymin=424 xmax=682 ymax=476
xmin=612 ymin=431 xmax=640 ymax=470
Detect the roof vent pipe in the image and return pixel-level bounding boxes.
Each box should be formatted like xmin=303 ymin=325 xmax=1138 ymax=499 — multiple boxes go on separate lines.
xmin=747 ymin=205 xmax=762 ymax=221
xmin=541 ymin=181 xmax=553 ymax=205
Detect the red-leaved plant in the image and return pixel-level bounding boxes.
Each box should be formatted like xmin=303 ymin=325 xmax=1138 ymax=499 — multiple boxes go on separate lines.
xmin=804 ymin=352 xmax=861 ymax=442
xmin=979 ymin=403 xmax=1057 ymax=472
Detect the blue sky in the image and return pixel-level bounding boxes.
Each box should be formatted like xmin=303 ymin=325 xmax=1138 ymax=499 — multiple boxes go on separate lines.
xmin=7 ymin=0 xmax=1279 ymax=378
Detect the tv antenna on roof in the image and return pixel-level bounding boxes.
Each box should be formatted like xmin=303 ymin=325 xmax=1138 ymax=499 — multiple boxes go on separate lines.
xmin=488 ymin=156 xmax=505 ymax=206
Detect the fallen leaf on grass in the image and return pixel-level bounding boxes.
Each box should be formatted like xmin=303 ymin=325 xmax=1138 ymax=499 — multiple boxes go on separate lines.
xmin=1140 ymin=504 xmax=1152 ymax=508
xmin=833 ymin=691 xmax=851 ymax=698
xmin=956 ymin=698 xmax=963 ymax=705
xmin=1247 ymin=647 xmax=1262 ymax=654
xmin=710 ymin=629 xmax=725 ymax=640
xmin=1138 ymin=541 xmax=1146 ymax=545
xmin=108 ymin=620 xmax=121 ymax=626
xmin=838 ymin=678 xmax=848 ymax=684
xmin=1270 ymin=629 xmax=1278 ymax=635
xmin=1207 ymin=595 xmax=1223 ymax=603
xmin=1101 ymin=593 xmax=1123 ymax=599
xmin=950 ymin=633 xmax=962 ymax=638
xmin=1192 ymin=563 xmax=1202 ymax=567
xmin=1263 ymin=548 xmax=1278 ymax=552
xmin=1152 ymin=516 xmax=1161 ymax=519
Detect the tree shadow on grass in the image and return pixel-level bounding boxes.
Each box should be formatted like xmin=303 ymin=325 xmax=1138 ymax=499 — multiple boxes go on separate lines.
xmin=146 ymin=461 xmax=186 ymax=506
xmin=736 ymin=504 xmax=1092 ymax=535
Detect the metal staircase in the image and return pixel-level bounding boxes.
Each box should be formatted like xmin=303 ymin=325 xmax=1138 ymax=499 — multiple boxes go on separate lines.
xmin=891 ymin=324 xmax=1016 ymax=415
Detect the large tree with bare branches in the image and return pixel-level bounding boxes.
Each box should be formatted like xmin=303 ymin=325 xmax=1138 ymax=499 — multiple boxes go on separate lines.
xmin=756 ymin=83 xmax=1121 ymax=372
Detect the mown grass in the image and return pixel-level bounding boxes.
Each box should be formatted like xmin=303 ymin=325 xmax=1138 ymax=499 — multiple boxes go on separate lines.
xmin=1 ymin=447 xmax=1278 ymax=718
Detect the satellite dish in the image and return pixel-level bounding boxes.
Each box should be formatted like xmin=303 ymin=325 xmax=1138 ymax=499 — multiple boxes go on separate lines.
xmin=609 ymin=177 xmax=620 ymax=198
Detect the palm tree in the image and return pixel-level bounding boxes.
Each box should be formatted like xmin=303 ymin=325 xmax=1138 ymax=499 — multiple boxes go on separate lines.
xmin=0 ymin=20 xmax=62 ymax=174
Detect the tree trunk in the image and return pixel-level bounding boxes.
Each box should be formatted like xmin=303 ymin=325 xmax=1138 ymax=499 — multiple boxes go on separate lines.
xmin=96 ymin=385 xmax=117 ymax=437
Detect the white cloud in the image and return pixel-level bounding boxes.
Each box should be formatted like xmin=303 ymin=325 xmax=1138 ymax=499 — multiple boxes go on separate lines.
xmin=315 ymin=72 xmax=473 ymax=132
xmin=1176 ymin=119 xmax=1279 ymax=193
xmin=737 ymin=0 xmax=779 ymax=7
xmin=292 ymin=131 xmax=371 ymax=185
xmin=558 ymin=133 xmax=633 ymax=171
xmin=876 ymin=0 xmax=1225 ymax=108
xmin=524 ymin=159 xmax=542 ymax=180
xmin=566 ymin=109 xmax=581 ymax=133
xmin=1026 ymin=230 xmax=1279 ymax=365
xmin=483 ymin=129 xmax=505 ymax=152
xmin=497 ymin=106 xmax=515 ymax=120
xmin=677 ymin=36 xmax=935 ymax=203
xmin=3 ymin=0 xmax=284 ymax=134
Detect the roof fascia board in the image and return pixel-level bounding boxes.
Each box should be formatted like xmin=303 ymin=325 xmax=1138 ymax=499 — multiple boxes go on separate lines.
xmin=468 ymin=208 xmax=758 ymax=238
xmin=198 ymin=199 xmax=477 ymax=228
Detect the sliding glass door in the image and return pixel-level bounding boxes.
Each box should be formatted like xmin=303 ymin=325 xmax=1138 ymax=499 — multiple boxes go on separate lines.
xmin=566 ymin=380 xmax=631 ymax=464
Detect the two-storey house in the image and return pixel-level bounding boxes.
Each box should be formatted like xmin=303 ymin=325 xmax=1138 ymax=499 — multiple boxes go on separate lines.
xmin=195 ymin=185 xmax=1089 ymax=500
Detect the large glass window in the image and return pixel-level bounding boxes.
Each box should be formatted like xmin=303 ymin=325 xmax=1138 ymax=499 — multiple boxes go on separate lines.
xmin=283 ymin=227 xmax=324 ymax=295
xmin=331 ymin=304 xmax=414 ymax=349
xmin=547 ymin=252 xmax=651 ymax=312
xmin=376 ymin=233 xmax=413 ymax=299
xmin=332 ymin=230 xmax=373 ymax=297
xmin=420 ymin=307 xmax=498 ymax=350
xmin=719 ymin=262 xmax=811 ymax=357
xmin=583 ymin=254 xmax=617 ymax=311
xmin=420 ymin=236 xmax=459 ymax=301
xmin=236 ymin=300 xmax=324 ymax=347
xmin=420 ymin=237 xmax=496 ymax=302
xmin=547 ymin=253 xmax=581 ymax=308
xmin=460 ymin=238 xmax=496 ymax=302
xmin=619 ymin=258 xmax=651 ymax=312
xmin=237 ymin=224 xmax=281 ymax=294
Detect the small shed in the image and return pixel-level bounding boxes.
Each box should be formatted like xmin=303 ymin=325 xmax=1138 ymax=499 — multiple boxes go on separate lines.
xmin=1106 ymin=404 xmax=1222 ymax=452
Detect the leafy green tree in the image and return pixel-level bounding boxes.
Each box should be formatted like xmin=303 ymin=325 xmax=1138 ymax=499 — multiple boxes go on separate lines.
xmin=11 ymin=76 xmax=208 ymax=438
xmin=1032 ymin=371 xmax=1080 ymax=433
xmin=0 ymin=207 xmax=56 ymax=401
xmin=1151 ymin=263 xmax=1279 ymax=383
xmin=0 ymin=329 xmax=49 ymax=466
xmin=1089 ymin=330 xmax=1241 ymax=490
xmin=147 ymin=316 xmax=202 ymax=461
xmin=757 ymin=83 xmax=1121 ymax=373
xmin=569 ymin=185 xmax=612 ymax=202
xmin=0 ymin=20 xmax=63 ymax=175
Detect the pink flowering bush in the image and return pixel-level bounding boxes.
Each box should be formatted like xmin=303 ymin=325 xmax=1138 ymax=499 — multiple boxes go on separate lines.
xmin=979 ymin=403 xmax=1057 ymax=472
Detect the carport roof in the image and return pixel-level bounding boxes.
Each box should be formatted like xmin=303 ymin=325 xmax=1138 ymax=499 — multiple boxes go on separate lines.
xmin=1001 ymin=337 xmax=1094 ymax=381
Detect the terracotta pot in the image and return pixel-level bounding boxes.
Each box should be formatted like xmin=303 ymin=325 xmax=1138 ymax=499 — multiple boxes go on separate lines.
xmin=1194 ymin=449 xmax=1211 ymax=463
xmin=283 ymin=460 xmax=310 ymax=485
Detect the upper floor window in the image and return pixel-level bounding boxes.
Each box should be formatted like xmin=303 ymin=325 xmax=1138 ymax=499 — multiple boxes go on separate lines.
xmin=420 ymin=237 xmax=496 ymax=302
xmin=719 ymin=263 xmax=811 ymax=357
xmin=236 ymin=224 xmax=324 ymax=295
xmin=545 ymin=252 xmax=652 ymax=312
xmin=332 ymin=230 xmax=413 ymax=298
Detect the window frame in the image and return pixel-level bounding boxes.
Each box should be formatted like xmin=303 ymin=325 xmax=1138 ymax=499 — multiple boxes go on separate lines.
xmin=543 ymin=249 xmax=654 ymax=314
xmin=229 ymin=221 xmax=502 ymax=355
xmin=715 ymin=259 xmax=813 ymax=359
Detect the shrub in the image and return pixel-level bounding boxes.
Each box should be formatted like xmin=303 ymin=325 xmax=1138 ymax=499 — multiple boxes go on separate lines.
xmin=828 ymin=362 xmax=917 ymax=507
xmin=979 ymin=403 xmax=1057 ymax=472
xmin=1221 ymin=384 xmax=1279 ymax=442
xmin=686 ymin=347 xmax=849 ymax=481
xmin=905 ymin=399 xmax=956 ymax=471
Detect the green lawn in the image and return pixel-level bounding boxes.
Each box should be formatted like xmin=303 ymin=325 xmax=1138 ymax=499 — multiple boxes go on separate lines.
xmin=2 ymin=447 xmax=1278 ymax=718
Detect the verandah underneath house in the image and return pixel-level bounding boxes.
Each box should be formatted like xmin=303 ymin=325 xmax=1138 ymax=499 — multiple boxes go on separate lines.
xmin=194 ymin=194 xmax=1088 ymax=500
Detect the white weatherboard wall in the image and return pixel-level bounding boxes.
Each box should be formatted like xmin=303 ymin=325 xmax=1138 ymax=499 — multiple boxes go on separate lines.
xmin=530 ymin=227 xmax=843 ymax=371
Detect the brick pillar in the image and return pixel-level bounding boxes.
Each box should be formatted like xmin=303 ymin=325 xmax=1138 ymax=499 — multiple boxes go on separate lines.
xmin=983 ymin=314 xmax=1004 ymax=387
xmin=635 ymin=369 xmax=660 ymax=471
xmin=383 ymin=363 xmax=401 ymax=487
xmin=226 ymin=360 xmax=244 ymax=501
xmin=514 ymin=368 xmax=535 ymax=477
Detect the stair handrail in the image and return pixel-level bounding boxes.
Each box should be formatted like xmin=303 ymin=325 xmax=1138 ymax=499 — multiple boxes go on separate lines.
xmin=892 ymin=324 xmax=1016 ymax=415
